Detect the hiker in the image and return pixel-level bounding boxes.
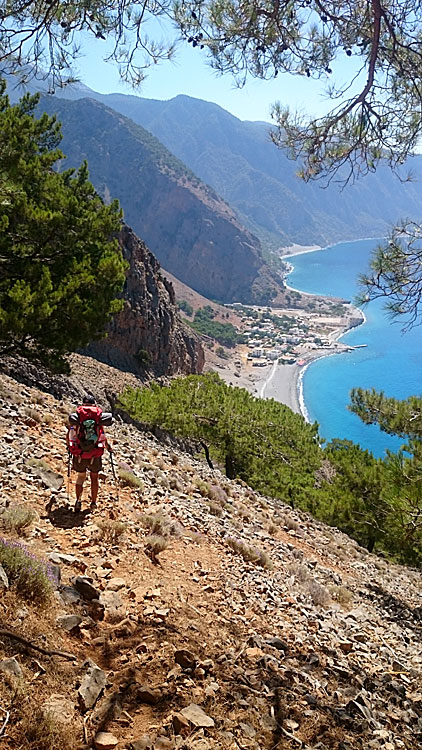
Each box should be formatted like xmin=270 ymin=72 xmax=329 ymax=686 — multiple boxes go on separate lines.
xmin=67 ymin=394 xmax=113 ymax=512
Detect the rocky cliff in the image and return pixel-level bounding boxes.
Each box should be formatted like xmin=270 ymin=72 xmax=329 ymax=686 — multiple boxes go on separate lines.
xmin=37 ymin=95 xmax=283 ymax=305
xmin=87 ymin=224 xmax=204 ymax=377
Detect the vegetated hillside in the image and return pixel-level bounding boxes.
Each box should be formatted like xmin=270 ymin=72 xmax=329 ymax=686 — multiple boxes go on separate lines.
xmin=36 ymin=94 xmax=283 ymax=306
xmin=0 ymin=364 xmax=420 ymax=750
xmin=66 ymin=89 xmax=422 ymax=251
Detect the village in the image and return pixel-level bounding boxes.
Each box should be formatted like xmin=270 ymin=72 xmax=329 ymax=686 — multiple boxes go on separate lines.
xmin=224 ymin=299 xmax=365 ymax=374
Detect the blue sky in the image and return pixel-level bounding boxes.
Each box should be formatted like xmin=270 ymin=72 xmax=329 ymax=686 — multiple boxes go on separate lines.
xmin=75 ymin=31 xmax=334 ymax=123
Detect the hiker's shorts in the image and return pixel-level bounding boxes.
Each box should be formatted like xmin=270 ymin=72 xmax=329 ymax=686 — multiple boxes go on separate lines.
xmin=72 ymin=455 xmax=102 ymax=473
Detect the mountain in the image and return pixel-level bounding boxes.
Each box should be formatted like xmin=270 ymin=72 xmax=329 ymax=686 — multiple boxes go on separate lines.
xmin=48 ymin=86 xmax=422 ymax=250
xmin=35 ymin=93 xmax=283 ymax=305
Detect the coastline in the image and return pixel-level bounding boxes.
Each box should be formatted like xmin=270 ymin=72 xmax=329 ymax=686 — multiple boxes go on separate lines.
xmin=208 ymin=239 xmax=370 ymax=418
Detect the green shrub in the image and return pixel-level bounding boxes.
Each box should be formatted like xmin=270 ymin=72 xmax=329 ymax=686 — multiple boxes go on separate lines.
xmin=177 ymin=299 xmax=193 ymax=317
xmin=0 ymin=538 xmax=55 ymax=603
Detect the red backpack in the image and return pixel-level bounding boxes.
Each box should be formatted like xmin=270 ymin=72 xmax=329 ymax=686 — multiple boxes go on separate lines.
xmin=68 ymin=405 xmax=106 ymax=458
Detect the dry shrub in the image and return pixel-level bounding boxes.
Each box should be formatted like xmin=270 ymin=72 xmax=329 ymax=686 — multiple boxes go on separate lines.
xmin=118 ymin=469 xmax=144 ymax=490
xmin=209 ymin=484 xmax=228 ymax=505
xmin=18 ymin=706 xmax=78 ymax=750
xmin=96 ymin=518 xmax=127 ymax=543
xmin=170 ymin=453 xmax=179 ymax=465
xmin=329 ymin=584 xmax=353 ymax=607
xmin=208 ymin=502 xmax=223 ymax=517
xmin=194 ymin=478 xmax=212 ymax=498
xmin=268 ymin=523 xmax=278 ymax=536
xmin=0 ymin=505 xmax=36 ymax=536
xmin=23 ymin=406 xmax=42 ymax=423
xmin=169 ymin=477 xmax=183 ymax=491
xmin=288 ymin=562 xmax=310 ymax=583
xmin=144 ymin=534 xmax=168 ymax=563
xmin=226 ymin=537 xmax=273 ymax=569
xmin=141 ymin=512 xmax=168 ymax=535
xmin=305 ymin=579 xmax=332 ymax=608
xmin=284 ymin=515 xmax=299 ymax=532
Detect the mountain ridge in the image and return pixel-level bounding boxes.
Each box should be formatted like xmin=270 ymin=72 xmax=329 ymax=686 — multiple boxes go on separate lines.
xmin=36 ymin=92 xmax=283 ymax=305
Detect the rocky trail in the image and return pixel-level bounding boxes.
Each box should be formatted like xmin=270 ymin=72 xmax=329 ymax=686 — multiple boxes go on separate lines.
xmin=0 ymin=363 xmax=421 ymax=750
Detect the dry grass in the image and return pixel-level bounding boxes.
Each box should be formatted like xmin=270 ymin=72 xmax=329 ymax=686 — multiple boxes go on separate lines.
xmin=226 ymin=537 xmax=273 ymax=569
xmin=15 ymin=705 xmax=78 ymax=750
xmin=95 ymin=518 xmax=127 ymax=543
xmin=328 ymin=584 xmax=353 ymax=607
xmin=0 ymin=505 xmax=36 ymax=536
xmin=118 ymin=469 xmax=144 ymax=490
xmin=141 ymin=512 xmax=168 ymax=536
xmin=144 ymin=534 xmax=168 ymax=563
xmin=208 ymin=501 xmax=223 ymax=517
xmin=23 ymin=406 xmax=42 ymax=423
xmin=305 ymin=579 xmax=332 ymax=608
xmin=26 ymin=458 xmax=51 ymax=473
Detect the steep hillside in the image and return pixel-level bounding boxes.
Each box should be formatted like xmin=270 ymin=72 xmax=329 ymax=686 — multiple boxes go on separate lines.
xmin=36 ymin=94 xmax=282 ymax=306
xmin=75 ymin=91 xmax=422 ymax=250
xmin=0 ymin=366 xmax=420 ymax=750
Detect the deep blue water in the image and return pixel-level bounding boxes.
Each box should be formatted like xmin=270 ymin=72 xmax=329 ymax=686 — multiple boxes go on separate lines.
xmin=288 ymin=238 xmax=422 ymax=457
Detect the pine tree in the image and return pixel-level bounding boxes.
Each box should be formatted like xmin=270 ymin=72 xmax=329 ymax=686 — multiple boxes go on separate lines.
xmin=0 ymin=81 xmax=127 ymax=371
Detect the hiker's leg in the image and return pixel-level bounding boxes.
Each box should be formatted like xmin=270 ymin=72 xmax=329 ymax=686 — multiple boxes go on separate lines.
xmin=90 ymin=472 xmax=99 ymax=503
xmin=75 ymin=471 xmax=86 ymax=500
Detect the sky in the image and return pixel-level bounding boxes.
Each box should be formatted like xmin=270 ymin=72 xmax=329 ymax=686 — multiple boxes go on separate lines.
xmin=75 ymin=28 xmax=335 ymax=123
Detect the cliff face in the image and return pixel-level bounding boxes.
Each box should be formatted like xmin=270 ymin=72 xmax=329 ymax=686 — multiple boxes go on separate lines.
xmin=38 ymin=95 xmax=283 ymax=305
xmin=87 ymin=225 xmax=204 ymax=376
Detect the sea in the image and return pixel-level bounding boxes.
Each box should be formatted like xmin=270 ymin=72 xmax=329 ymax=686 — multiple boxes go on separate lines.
xmin=287 ymin=238 xmax=422 ymax=458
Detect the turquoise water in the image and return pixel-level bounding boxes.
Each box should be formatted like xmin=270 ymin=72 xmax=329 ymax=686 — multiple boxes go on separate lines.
xmin=288 ymin=238 xmax=422 ymax=457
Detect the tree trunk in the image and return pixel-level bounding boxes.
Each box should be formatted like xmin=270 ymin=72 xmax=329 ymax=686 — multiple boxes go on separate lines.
xmin=200 ymin=441 xmax=213 ymax=469
xmin=225 ymin=454 xmax=236 ymax=479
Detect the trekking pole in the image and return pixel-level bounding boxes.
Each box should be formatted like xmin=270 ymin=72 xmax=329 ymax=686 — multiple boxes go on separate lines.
xmin=67 ymin=449 xmax=71 ymax=504
xmin=108 ymin=447 xmax=119 ymax=501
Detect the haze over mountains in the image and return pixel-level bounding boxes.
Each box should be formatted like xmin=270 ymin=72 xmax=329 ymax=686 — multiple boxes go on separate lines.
xmin=25 ymin=79 xmax=422 ymax=250
xmin=37 ymin=94 xmax=282 ymax=305
xmin=6 ymin=75 xmax=422 ymax=305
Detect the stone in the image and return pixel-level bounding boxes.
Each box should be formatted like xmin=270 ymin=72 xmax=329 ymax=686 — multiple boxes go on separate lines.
xmin=266 ymin=637 xmax=288 ymax=651
xmin=130 ymin=736 xmax=153 ymax=750
xmin=73 ymin=576 xmax=100 ymax=601
xmin=78 ymin=663 xmax=106 ymax=711
xmin=174 ymin=648 xmax=197 ymax=670
xmin=180 ymin=704 xmax=215 ymax=728
xmin=59 ymin=585 xmax=81 ymax=605
xmin=0 ymin=657 xmax=22 ymax=678
xmin=42 ymin=694 xmax=75 ymax=724
xmin=106 ymin=577 xmax=126 ymax=591
xmin=172 ymin=713 xmax=190 ymax=735
xmin=99 ymin=590 xmax=124 ymax=619
xmin=0 ymin=563 xmax=9 ymax=589
xmin=94 ymin=731 xmax=119 ymax=749
xmin=56 ymin=614 xmax=83 ymax=632
xmin=49 ymin=552 xmax=78 ymax=565
xmin=154 ymin=739 xmax=175 ymax=750
xmin=136 ymin=685 xmax=162 ymax=705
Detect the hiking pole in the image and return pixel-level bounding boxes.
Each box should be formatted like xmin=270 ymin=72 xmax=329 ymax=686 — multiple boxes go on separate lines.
xmin=108 ymin=447 xmax=119 ymax=502
xmin=67 ymin=449 xmax=71 ymax=504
